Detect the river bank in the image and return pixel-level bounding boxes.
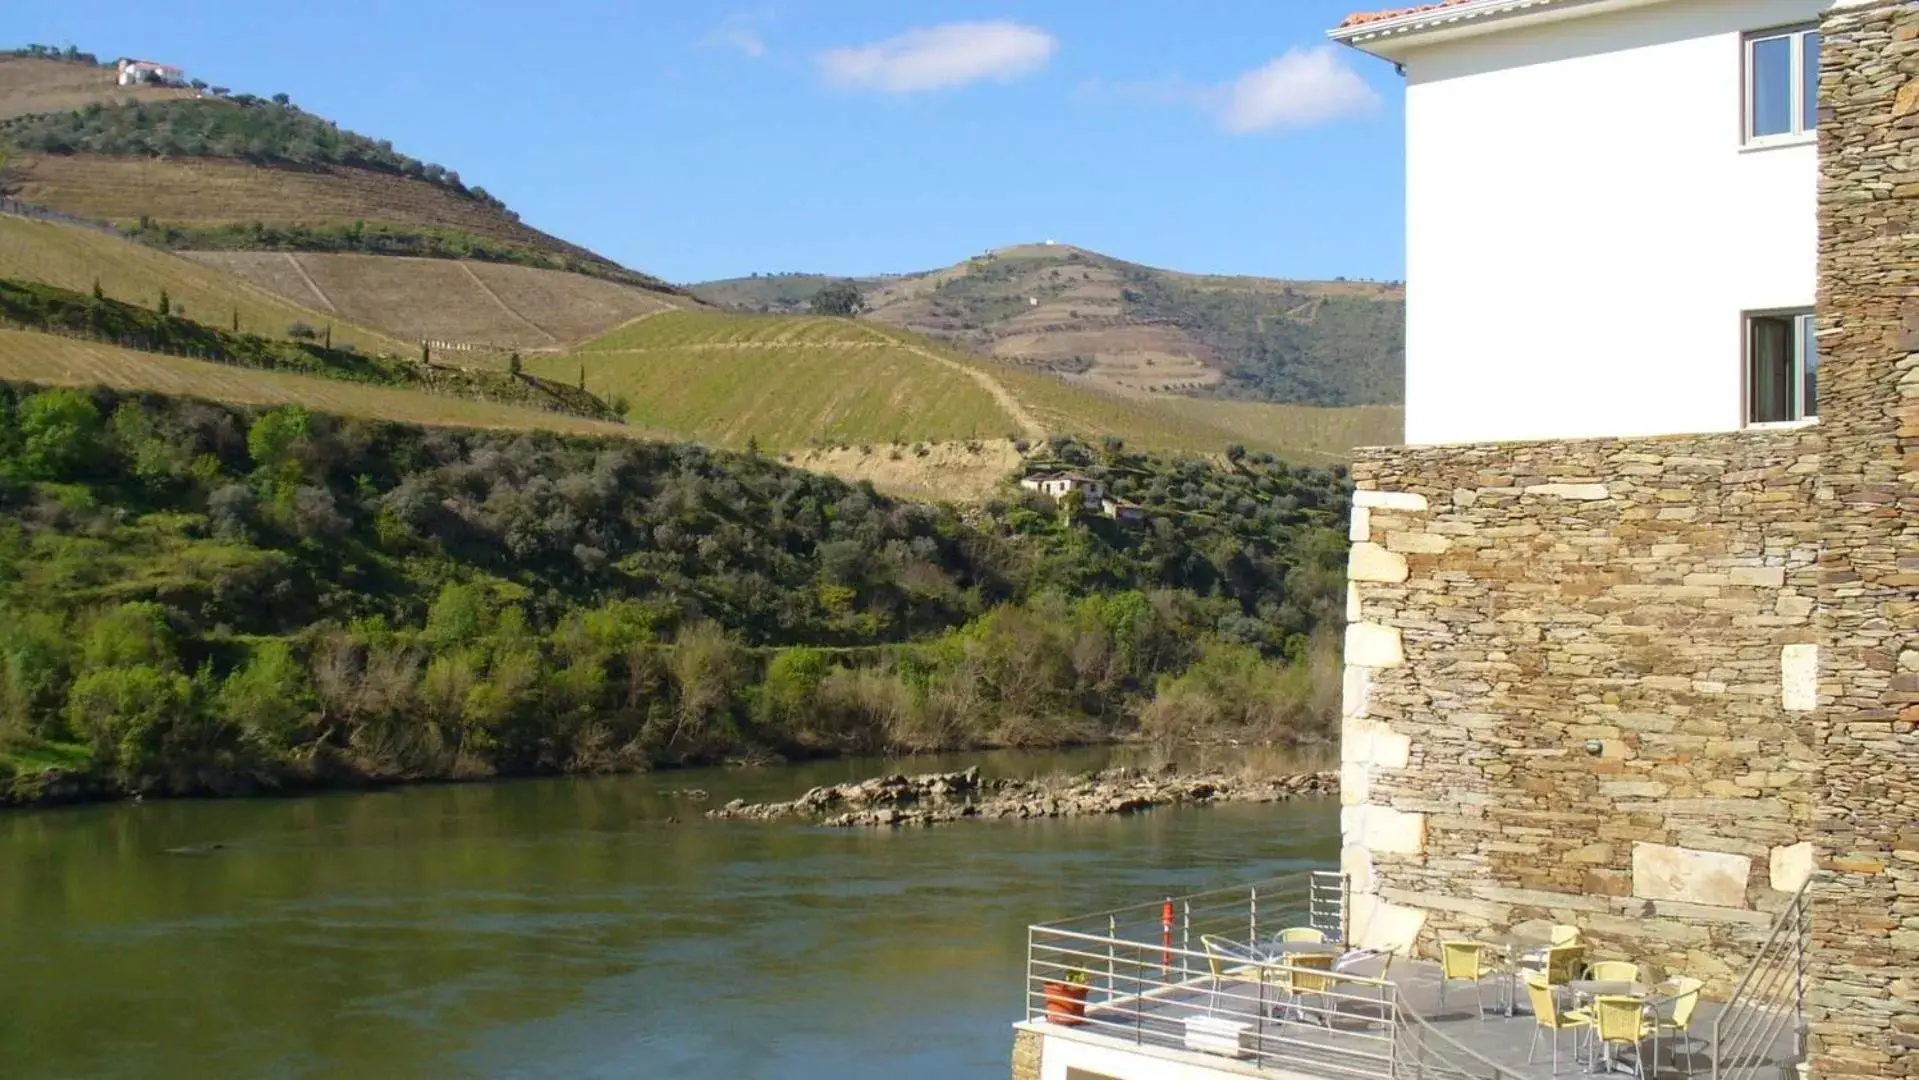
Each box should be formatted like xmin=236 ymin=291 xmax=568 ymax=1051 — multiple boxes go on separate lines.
xmin=706 ymin=763 xmax=1337 ymax=828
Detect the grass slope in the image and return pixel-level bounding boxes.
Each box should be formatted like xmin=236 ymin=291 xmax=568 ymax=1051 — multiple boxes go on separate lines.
xmin=557 ymin=309 xmax=1401 ymax=459
xmin=691 ymin=243 xmax=1404 ymax=408
xmin=0 ymin=329 xmax=643 ymax=437
xmin=184 ymin=251 xmax=680 ymax=349
xmin=0 ymin=213 xmax=407 ymax=354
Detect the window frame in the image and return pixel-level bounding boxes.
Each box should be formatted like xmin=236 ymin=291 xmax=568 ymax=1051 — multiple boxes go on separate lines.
xmin=1743 ymin=308 xmax=1818 ymax=427
xmin=1744 ymin=23 xmax=1820 ymax=147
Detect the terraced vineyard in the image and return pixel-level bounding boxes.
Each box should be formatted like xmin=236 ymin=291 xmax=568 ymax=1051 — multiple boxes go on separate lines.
xmin=0 ymin=214 xmax=408 ymax=355
xmin=0 ymin=330 xmax=645 ymax=437
xmin=553 ymin=309 xmax=1402 ymax=458
xmin=184 ymin=251 xmax=680 ymax=349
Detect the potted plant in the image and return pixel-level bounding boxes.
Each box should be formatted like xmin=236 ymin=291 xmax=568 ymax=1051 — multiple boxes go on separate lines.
xmin=1042 ymin=967 xmax=1091 ymax=1025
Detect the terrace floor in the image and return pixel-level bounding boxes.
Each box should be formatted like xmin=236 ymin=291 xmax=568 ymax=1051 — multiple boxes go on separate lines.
xmin=1023 ymin=956 xmax=1802 ymax=1080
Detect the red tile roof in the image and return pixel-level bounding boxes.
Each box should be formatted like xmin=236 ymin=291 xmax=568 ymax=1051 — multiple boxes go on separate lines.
xmin=1337 ymin=0 xmax=1485 ymax=29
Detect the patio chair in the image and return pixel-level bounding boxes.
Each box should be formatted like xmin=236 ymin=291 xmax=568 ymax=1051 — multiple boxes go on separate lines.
xmin=1650 ymin=977 xmax=1706 ymax=1076
xmin=1586 ymin=960 xmax=1642 ymax=984
xmin=1200 ymin=934 xmax=1263 ymax=1018
xmin=1438 ymin=940 xmax=1499 ymax=1019
xmin=1274 ymin=926 xmax=1326 ymax=944
xmin=1277 ymin=953 xmax=1339 ymax=1027
xmin=1524 ymin=971 xmax=1594 ymax=1075
xmin=1334 ymin=946 xmax=1401 ymax=1021
xmin=1519 ymin=924 xmax=1583 ymax=968
xmin=1515 ymin=943 xmax=1586 ymax=1015
xmin=1591 ymin=994 xmax=1660 ymax=1078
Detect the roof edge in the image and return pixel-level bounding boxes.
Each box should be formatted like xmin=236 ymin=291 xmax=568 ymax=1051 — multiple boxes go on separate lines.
xmin=1330 ymin=0 xmax=1619 ymax=56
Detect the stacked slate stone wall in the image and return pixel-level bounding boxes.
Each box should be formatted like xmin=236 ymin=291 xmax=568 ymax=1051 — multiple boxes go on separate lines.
xmin=1342 ymin=430 xmax=1824 ymax=991
xmin=1809 ymin=2 xmax=1919 ymax=1075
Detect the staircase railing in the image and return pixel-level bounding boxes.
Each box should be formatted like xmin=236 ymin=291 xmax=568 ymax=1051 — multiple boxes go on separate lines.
xmin=1710 ymin=876 xmax=1813 ymax=1080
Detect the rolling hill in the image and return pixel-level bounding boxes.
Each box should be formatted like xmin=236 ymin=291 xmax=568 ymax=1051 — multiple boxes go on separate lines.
xmin=540 ymin=308 xmax=1403 ymax=462
xmin=0 ymin=54 xmax=193 ymax=121
xmin=690 ymin=243 xmax=1405 ymax=408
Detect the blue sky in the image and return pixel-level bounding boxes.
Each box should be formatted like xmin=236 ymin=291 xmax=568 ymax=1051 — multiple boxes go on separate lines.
xmin=17 ymin=2 xmax=1406 ymax=285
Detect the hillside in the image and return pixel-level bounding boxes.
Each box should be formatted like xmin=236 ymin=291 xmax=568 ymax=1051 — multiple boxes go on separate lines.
xmin=0 ymin=213 xmax=408 ymax=355
xmin=0 ymin=55 xmax=193 ymax=121
xmin=0 ymin=382 xmax=1347 ymax=801
xmin=183 ymin=251 xmax=680 ymax=349
xmin=544 ymin=309 xmax=1403 ymax=460
xmin=690 ymin=244 xmax=1404 ymax=407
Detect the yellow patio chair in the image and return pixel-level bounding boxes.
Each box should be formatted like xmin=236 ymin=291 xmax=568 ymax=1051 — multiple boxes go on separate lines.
xmin=1200 ymin=934 xmax=1263 ymax=1018
xmin=1586 ymin=960 xmax=1642 ymax=984
xmin=1278 ymin=952 xmax=1339 ymax=1027
xmin=1592 ymin=994 xmax=1659 ymax=1078
xmin=1651 ymin=977 xmax=1706 ymax=1076
xmin=1549 ymin=924 xmax=1582 ymax=947
xmin=1275 ymin=926 xmax=1326 ymax=944
xmin=1438 ymin=940 xmax=1499 ymax=1019
xmin=1524 ymin=972 xmax=1593 ymax=1075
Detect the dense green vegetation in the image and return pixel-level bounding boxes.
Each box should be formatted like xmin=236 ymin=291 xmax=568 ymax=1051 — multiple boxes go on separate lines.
xmin=1119 ymin=273 xmax=1404 ymax=407
xmin=1 ymin=98 xmax=506 ymax=208
xmin=0 ymin=388 xmax=1348 ymax=802
xmin=0 ymin=278 xmax=620 ymax=419
xmin=121 ymin=220 xmax=675 ymax=293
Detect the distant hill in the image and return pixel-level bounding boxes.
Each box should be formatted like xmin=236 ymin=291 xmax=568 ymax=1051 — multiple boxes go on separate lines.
xmin=541 ymin=308 xmax=1403 ymax=464
xmin=0 ymin=52 xmax=679 ymax=318
xmin=690 ymin=244 xmax=1404 ymax=408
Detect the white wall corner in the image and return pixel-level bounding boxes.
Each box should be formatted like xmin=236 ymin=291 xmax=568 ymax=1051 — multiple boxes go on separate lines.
xmin=1350 ymin=892 xmax=1427 ymax=954
xmin=1341 ymin=843 xmax=1377 ymax=896
xmin=1361 ymin=805 xmax=1427 ymax=855
xmin=1349 ymin=542 xmax=1410 ymax=583
xmin=1345 ymin=622 xmax=1405 ymax=668
xmin=1350 ymin=505 xmax=1372 ymax=543
xmin=1340 ymin=760 xmax=1372 ymax=806
xmin=1781 ymin=644 xmax=1818 ymax=711
xmin=1354 ymin=490 xmax=1429 ymax=512
xmin=1371 ymin=728 xmax=1412 ymax=770
xmin=1342 ymin=664 xmax=1375 ymax=720
xmin=1347 ymin=581 xmax=1362 ymax=622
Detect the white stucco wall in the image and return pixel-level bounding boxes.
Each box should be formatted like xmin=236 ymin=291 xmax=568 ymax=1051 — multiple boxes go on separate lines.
xmin=1032 ymin=1027 xmax=1257 ymax=1080
xmin=1399 ymin=0 xmax=1828 ymax=446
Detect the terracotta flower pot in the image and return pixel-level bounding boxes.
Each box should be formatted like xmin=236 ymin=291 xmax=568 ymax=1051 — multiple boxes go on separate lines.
xmin=1043 ymin=980 xmax=1090 ymax=1025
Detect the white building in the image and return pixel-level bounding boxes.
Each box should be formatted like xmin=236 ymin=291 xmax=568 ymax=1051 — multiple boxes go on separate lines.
xmin=1331 ymin=0 xmax=1837 ymax=446
xmin=1018 ymin=473 xmax=1107 ymax=504
xmin=117 ymin=59 xmax=185 ymax=86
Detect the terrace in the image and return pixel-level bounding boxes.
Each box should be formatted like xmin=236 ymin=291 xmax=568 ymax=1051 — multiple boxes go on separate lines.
xmin=1016 ymin=872 xmax=1807 ymax=1080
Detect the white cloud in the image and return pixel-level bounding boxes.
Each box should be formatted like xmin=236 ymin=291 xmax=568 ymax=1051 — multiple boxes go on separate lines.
xmin=819 ymin=21 xmax=1056 ymax=93
xmin=1220 ymin=46 xmax=1380 ymax=133
xmin=703 ymin=11 xmax=773 ymax=59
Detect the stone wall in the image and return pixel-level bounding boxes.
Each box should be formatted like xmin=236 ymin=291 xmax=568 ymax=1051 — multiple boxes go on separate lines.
xmin=1011 ymin=1027 xmax=1042 ymax=1080
xmin=1809 ymin=2 xmax=1919 ymax=1075
xmin=1342 ymin=429 xmax=1824 ymax=989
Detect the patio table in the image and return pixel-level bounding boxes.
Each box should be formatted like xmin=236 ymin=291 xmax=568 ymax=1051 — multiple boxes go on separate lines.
xmin=1481 ymin=932 xmax=1550 ymax=1016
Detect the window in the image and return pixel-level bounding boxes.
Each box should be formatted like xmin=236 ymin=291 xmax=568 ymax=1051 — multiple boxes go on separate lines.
xmin=1746 ymin=25 xmax=1820 ymax=142
xmin=1747 ymin=311 xmax=1817 ymax=423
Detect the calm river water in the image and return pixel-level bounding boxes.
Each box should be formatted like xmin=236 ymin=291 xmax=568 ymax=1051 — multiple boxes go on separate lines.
xmin=0 ymin=747 xmax=1338 ymax=1079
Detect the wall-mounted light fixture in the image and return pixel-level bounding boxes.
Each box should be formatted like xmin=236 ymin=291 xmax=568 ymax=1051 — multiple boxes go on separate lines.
xmin=1584 ymin=739 xmax=1604 ymax=756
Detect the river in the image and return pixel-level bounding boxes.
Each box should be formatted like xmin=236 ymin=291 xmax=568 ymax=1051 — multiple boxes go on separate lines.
xmin=0 ymin=747 xmax=1339 ymax=1079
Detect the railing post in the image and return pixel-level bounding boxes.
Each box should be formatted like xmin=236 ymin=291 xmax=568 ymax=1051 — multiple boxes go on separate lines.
xmin=1183 ymin=899 xmax=1192 ymax=980
xmin=1108 ymin=914 xmax=1117 ymax=996
xmin=1250 ymin=884 xmax=1258 ymax=945
xmin=1025 ymin=925 xmax=1036 ymax=1022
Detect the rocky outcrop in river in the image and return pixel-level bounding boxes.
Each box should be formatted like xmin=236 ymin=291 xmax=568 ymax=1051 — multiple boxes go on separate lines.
xmin=704 ymin=765 xmax=1335 ymax=828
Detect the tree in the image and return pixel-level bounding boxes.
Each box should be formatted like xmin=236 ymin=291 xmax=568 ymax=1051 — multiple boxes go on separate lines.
xmin=91 ymin=278 xmax=104 ymax=301
xmin=508 ymin=352 xmax=523 ymax=377
xmin=157 ymin=289 xmax=170 ymax=317
xmin=271 ymin=92 xmax=291 ymax=107
xmin=811 ymin=282 xmax=864 ymax=317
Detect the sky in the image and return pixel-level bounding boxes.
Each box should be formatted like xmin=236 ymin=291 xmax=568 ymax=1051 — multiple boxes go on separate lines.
xmin=16 ymin=1 xmax=1407 ymax=285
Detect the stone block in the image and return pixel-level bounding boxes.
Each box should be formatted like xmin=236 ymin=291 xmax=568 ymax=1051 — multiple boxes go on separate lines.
xmin=1729 ymin=566 xmax=1787 ymax=588
xmin=1340 ymin=844 xmax=1375 ymax=895
xmin=1524 ymin=482 xmax=1611 ymax=500
xmin=1349 ymin=542 xmax=1409 ymax=583
xmin=1372 ymin=728 xmax=1411 ymax=769
xmin=1386 ymin=531 xmax=1452 ymax=554
xmin=1346 ymin=582 xmax=1361 ymax=621
xmin=1340 ymin=760 xmax=1371 ymax=806
xmin=1349 ymin=505 xmax=1371 ymax=543
xmin=1342 ymin=665 xmax=1374 ymax=719
xmin=1631 ymin=842 xmax=1752 ymax=909
xmin=1770 ymin=842 xmax=1817 ymax=893
xmin=1349 ymin=805 xmax=1427 ymax=855
xmin=1345 ymin=623 xmax=1404 ymax=668
xmin=1782 ymin=644 xmax=1819 ymax=711
xmin=1353 ymin=490 xmax=1428 ymax=512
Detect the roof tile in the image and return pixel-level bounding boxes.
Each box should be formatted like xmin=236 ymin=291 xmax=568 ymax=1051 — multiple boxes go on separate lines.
xmin=1338 ymin=0 xmax=1485 ymax=30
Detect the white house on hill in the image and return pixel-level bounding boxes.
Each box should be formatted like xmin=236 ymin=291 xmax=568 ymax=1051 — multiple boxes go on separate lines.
xmin=1331 ymin=0 xmax=1840 ymax=446
xmin=117 ymin=59 xmax=185 ymax=86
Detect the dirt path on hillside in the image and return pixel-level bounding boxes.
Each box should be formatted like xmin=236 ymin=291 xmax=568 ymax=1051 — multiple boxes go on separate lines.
xmin=583 ymin=342 xmax=892 ymax=354
xmin=458 ymin=262 xmax=559 ymax=345
xmin=859 ymin=326 xmax=1044 ymax=440
xmin=284 ymin=253 xmax=338 ymax=313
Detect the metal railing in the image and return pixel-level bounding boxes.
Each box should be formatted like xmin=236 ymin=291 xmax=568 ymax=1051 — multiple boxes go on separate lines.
xmin=1390 ymin=989 xmax=1530 ymax=1080
xmin=1031 ymin=870 xmax=1351 ymax=955
xmin=1710 ymin=877 xmax=1813 ymax=1080
xmin=1026 ymin=927 xmax=1398 ymax=1079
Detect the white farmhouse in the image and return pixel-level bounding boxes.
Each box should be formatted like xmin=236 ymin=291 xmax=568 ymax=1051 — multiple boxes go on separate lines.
xmin=1017 ymin=472 xmax=1107 ymax=504
xmin=1331 ymin=0 xmax=1835 ymax=445
xmin=117 ymin=59 xmax=186 ymax=86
